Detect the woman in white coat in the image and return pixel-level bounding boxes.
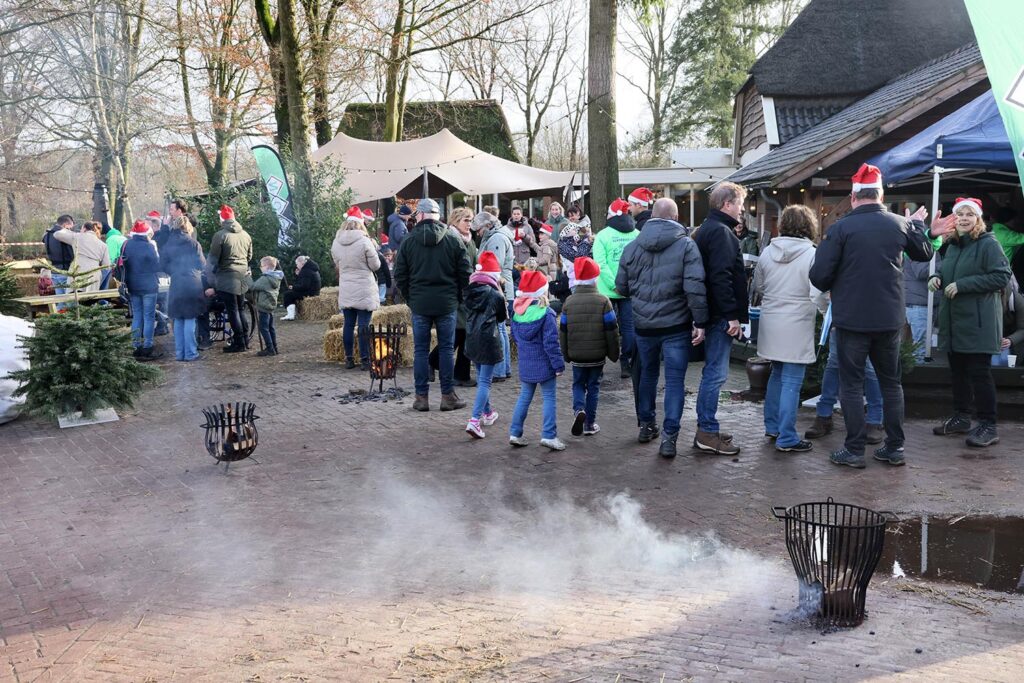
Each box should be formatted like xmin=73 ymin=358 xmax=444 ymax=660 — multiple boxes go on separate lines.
xmin=753 ymin=205 xmax=828 ymax=452
xmin=331 ymin=213 xmax=381 ymax=370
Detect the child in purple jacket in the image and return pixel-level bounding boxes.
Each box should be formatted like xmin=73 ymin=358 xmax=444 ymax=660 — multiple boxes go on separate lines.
xmin=509 ymin=270 xmax=566 ymax=451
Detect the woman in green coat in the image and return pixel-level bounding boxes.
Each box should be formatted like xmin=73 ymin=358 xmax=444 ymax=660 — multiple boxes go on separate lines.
xmin=928 ymin=197 xmax=1011 ymax=447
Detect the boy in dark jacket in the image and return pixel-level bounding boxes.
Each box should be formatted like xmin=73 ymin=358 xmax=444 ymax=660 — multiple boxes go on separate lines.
xmin=249 ymin=256 xmax=284 ymax=356
xmin=464 ymin=252 xmax=508 ymax=439
xmin=560 ymin=257 xmax=619 ymax=437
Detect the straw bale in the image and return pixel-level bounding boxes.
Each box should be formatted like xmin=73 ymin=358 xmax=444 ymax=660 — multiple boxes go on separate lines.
xmin=15 ymin=273 xmax=38 ymax=297
xmin=323 ymin=329 xmax=345 ymax=361
xmin=321 ymin=310 xmax=429 ymax=368
xmin=327 ymin=314 xmax=345 ymax=330
xmin=297 ymin=287 xmax=339 ymax=321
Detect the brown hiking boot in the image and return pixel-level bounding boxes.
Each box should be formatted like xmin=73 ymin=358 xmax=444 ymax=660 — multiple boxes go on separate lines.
xmin=804 ymin=415 xmax=833 ymax=439
xmin=413 ymin=395 xmax=429 ymax=412
xmin=865 ymin=423 xmax=884 ymax=445
xmin=693 ymin=430 xmax=740 ymax=455
xmin=440 ymin=392 xmax=466 ymax=411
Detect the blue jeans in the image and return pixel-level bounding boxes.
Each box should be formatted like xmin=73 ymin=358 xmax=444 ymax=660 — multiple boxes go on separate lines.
xmin=173 ymin=318 xmax=199 ymax=361
xmin=130 ymin=293 xmax=157 ymax=349
xmin=636 ymin=331 xmax=690 ymax=435
xmin=498 ymin=302 xmax=512 ymax=377
xmin=472 ymin=363 xmax=496 ymax=419
xmin=510 ymin=376 xmax=558 ymax=439
xmin=342 ymin=307 xmax=372 ymax=362
xmin=612 ymin=298 xmax=634 ymax=367
xmin=572 ymin=365 xmax=603 ymax=426
xmin=906 ymin=305 xmax=929 ymax=361
xmin=52 ymin=273 xmax=69 ymax=312
xmin=696 ymin=319 xmax=733 ymax=433
xmin=413 ymin=311 xmax=456 ymax=395
xmin=764 ymin=361 xmax=807 ymax=447
xmin=378 ymin=284 xmax=387 ymax=304
xmin=817 ymin=329 xmax=883 ymax=423
xmin=258 ymin=311 xmax=278 ymax=351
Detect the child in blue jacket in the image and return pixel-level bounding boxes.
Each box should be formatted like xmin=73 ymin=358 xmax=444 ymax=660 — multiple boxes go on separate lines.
xmin=509 ymin=270 xmax=566 ymax=450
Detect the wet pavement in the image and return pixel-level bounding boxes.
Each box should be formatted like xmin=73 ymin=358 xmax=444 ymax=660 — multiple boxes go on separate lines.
xmin=1 ymin=321 xmax=1023 ymax=681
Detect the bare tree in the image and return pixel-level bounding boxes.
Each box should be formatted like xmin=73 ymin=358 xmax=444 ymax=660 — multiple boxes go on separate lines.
xmin=504 ymin=6 xmax=568 ymax=166
xmin=619 ymin=0 xmax=684 ymax=159
xmin=176 ymin=0 xmax=268 ymax=188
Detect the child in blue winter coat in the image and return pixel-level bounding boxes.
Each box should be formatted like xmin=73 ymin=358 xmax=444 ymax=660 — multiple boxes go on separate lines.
xmin=509 ymin=270 xmax=566 ymax=450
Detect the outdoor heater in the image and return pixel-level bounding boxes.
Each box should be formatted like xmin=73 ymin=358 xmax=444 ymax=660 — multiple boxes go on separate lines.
xmin=367 ymin=323 xmax=406 ymax=393
xmin=200 ymin=402 xmax=259 ymax=470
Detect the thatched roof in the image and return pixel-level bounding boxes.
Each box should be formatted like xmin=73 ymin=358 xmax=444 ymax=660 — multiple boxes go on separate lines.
xmin=750 ymin=0 xmax=975 ymax=98
xmin=728 ymin=44 xmax=984 ymax=188
xmin=336 ymin=100 xmax=518 ymax=162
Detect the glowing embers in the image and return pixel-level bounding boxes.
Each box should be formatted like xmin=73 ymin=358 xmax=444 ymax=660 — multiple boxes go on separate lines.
xmin=367 ymin=323 xmax=406 ymax=393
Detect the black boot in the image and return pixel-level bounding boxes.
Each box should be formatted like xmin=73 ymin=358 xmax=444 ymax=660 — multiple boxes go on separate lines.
xmin=658 ymin=432 xmax=678 ymax=458
xmin=638 ymin=422 xmax=660 ymax=443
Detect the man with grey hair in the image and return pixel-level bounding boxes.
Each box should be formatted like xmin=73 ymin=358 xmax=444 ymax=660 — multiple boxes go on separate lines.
xmin=475 ymin=211 xmax=516 ymax=380
xmin=691 ymin=181 xmax=749 ymax=456
xmin=395 ymin=198 xmax=473 ymax=411
xmin=616 ymin=197 xmax=708 ymax=458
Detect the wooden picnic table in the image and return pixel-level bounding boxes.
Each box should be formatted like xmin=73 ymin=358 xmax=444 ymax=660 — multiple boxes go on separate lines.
xmin=13 ymin=290 xmax=122 ymax=317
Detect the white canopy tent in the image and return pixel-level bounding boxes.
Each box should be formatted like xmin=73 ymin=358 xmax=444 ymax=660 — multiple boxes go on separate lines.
xmin=311 ymin=128 xmax=575 ymax=204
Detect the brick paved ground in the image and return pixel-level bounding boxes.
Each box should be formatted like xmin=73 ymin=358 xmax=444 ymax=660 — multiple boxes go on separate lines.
xmin=1 ymin=321 xmax=1022 ymax=682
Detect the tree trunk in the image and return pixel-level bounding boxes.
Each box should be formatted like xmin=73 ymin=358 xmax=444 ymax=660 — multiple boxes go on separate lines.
xmin=254 ymin=0 xmax=290 ymax=147
xmin=587 ymin=0 xmax=618 ymax=232
xmin=382 ymin=0 xmax=406 ymax=142
xmin=278 ymin=0 xmax=313 ymax=207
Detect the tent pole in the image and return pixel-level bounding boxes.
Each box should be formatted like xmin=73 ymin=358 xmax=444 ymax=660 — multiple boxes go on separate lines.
xmin=689 ymin=186 xmax=695 ymax=228
xmin=925 ymin=166 xmax=941 ymax=360
xmin=422 ymin=167 xmax=428 ymax=199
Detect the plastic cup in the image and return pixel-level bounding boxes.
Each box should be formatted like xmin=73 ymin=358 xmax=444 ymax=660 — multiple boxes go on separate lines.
xmin=1010 ymin=355 xmax=1018 ymax=368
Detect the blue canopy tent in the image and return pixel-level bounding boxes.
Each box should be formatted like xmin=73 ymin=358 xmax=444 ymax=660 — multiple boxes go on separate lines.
xmin=869 ymin=90 xmax=1020 ymax=359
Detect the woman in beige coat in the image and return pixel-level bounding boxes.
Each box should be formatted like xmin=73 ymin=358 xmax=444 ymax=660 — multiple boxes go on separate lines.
xmin=53 ymin=221 xmax=111 ymax=291
xmin=753 ymin=205 xmax=828 ymax=453
xmin=331 ymin=216 xmax=381 ymax=369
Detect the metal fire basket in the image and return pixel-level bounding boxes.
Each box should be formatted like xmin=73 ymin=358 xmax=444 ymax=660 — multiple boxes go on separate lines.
xmin=772 ymin=498 xmax=897 ymax=627
xmin=200 ymin=402 xmax=260 ymax=469
xmin=367 ymin=323 xmax=406 ymax=392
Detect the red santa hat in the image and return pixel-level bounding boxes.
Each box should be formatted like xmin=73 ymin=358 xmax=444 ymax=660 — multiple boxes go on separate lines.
xmin=146 ymin=210 xmax=161 ymax=220
xmin=219 ymin=205 xmax=235 ymax=221
xmin=608 ymin=198 xmax=630 ymax=218
xmin=952 ymin=197 xmax=983 ymax=216
xmin=476 ymin=250 xmax=501 ymax=276
xmin=573 ymin=256 xmax=600 ymax=285
xmin=346 ymin=206 xmax=365 ymax=222
xmin=516 ymin=270 xmax=549 ymax=298
xmin=380 ymin=233 xmax=389 ymax=245
xmin=628 ymin=187 xmax=655 ymax=207
xmin=362 ymin=208 xmax=375 ymax=220
xmin=539 ymin=223 xmax=553 ymax=236
xmin=851 ymin=163 xmax=883 ymax=192
xmin=131 ymin=219 xmax=149 ymax=234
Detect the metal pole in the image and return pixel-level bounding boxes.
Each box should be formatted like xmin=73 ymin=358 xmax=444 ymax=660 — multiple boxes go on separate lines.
xmin=689 ymin=186 xmax=696 ymax=228
xmin=925 ymin=166 xmax=941 ymax=360
xmin=422 ymin=167 xmax=428 ymax=199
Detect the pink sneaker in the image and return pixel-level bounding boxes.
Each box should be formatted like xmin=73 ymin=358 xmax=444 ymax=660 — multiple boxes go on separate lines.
xmin=481 ymin=410 xmax=499 ymax=426
xmin=466 ymin=419 xmax=485 ymax=439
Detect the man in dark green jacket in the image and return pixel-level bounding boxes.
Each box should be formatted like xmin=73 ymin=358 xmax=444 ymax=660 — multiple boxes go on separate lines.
xmin=394 ymin=198 xmax=473 ymax=412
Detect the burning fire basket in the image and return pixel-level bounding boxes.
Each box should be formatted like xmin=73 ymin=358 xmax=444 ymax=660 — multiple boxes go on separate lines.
xmin=367 ymin=323 xmax=406 ymax=392
xmin=200 ymin=402 xmax=259 ymax=470
xmin=772 ymin=498 xmax=897 ymax=627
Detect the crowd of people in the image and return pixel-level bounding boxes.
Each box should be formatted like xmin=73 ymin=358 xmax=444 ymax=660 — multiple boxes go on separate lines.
xmin=40 ymin=160 xmax=1021 ymax=465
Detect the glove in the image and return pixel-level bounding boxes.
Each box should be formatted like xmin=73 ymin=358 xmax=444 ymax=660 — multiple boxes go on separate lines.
xmin=927 ymin=276 xmax=941 ymax=292
xmin=944 ymin=282 xmax=958 ymax=299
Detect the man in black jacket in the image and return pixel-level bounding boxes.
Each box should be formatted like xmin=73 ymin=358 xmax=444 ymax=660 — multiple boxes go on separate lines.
xmin=628 ymin=187 xmax=654 ymax=231
xmin=692 ymin=182 xmax=749 ymax=456
xmin=42 ymin=215 xmax=75 ymax=298
xmin=395 ymin=198 xmax=473 ymax=412
xmin=809 ymin=163 xmax=953 ymax=469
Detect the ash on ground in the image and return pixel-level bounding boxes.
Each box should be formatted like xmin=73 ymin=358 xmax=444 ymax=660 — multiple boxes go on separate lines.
xmin=332 ymin=387 xmax=410 ymax=405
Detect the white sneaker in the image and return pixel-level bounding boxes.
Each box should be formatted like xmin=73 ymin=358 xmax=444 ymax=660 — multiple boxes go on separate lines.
xmin=583 ymin=423 xmax=600 ymax=435
xmin=481 ymin=410 xmax=499 ymax=426
xmin=466 ymin=420 xmax=485 ymax=439
xmin=540 ymin=437 xmax=566 ymax=451
xmin=509 ymin=435 xmax=529 ymax=448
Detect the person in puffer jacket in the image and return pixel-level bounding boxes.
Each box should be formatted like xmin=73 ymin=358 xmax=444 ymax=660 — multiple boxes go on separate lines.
xmin=615 ymin=198 xmax=707 ymax=458
xmin=560 ymin=257 xmax=619 ymax=438
xmin=509 ymin=270 xmax=566 ymax=452
xmin=463 ymin=251 xmax=509 ymax=440
xmin=249 ymin=256 xmax=284 ymax=357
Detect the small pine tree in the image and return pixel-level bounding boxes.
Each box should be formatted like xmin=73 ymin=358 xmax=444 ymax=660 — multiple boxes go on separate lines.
xmin=9 ymin=305 xmax=162 ymax=420
xmin=0 ymin=261 xmax=24 ymax=316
